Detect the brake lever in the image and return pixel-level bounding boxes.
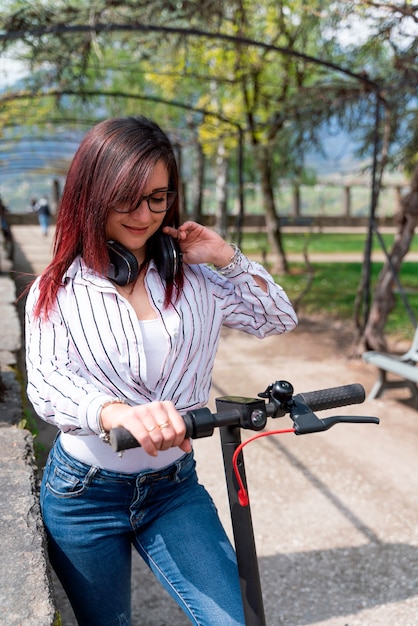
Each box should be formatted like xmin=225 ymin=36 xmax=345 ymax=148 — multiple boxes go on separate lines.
xmin=290 ymin=397 xmax=379 ymax=434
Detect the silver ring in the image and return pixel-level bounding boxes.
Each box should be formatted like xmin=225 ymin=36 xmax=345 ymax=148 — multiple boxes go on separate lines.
xmin=158 ymin=421 xmax=170 ymax=430
xmin=146 ymin=425 xmax=157 ymax=433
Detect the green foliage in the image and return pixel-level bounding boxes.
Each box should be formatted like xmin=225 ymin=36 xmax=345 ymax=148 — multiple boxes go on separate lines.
xmin=52 ymin=610 xmax=62 ymax=626
xmin=0 ymin=0 xmax=416 ymax=172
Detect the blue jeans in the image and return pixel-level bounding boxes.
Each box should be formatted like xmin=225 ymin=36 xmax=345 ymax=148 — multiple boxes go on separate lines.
xmin=40 ymin=437 xmax=245 ymax=626
xmin=38 ymin=212 xmax=49 ymax=235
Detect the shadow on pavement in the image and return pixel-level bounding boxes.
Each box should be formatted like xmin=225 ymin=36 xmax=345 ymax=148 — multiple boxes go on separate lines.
xmin=260 ymin=541 xmax=418 ymax=625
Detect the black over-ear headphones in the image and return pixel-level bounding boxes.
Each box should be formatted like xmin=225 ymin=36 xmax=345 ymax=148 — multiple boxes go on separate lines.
xmin=106 ymin=233 xmax=182 ymax=286
xmin=106 ymin=240 xmax=139 ymax=286
xmin=155 ymin=232 xmax=182 ymax=282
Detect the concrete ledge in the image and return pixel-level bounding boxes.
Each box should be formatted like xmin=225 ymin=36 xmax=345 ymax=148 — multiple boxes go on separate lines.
xmin=0 ymin=278 xmax=21 ymax=367
xmin=0 ymin=424 xmax=57 ymax=625
xmin=1 ymin=223 xmax=58 ymax=624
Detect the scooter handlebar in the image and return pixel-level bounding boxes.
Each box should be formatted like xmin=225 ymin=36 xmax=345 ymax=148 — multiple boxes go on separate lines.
xmin=109 ymin=381 xmax=376 ymax=452
xmin=295 ymin=383 xmax=365 ymax=412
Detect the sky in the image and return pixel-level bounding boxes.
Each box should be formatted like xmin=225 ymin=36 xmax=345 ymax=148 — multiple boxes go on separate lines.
xmin=0 ymin=56 xmax=29 ymax=87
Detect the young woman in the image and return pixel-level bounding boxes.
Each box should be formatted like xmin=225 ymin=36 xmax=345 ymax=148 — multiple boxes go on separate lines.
xmin=25 ymin=116 xmax=297 ymax=626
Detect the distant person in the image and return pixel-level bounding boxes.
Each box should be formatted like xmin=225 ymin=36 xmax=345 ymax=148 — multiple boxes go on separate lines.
xmin=0 ymin=196 xmax=13 ymax=260
xmin=35 ymin=196 xmax=51 ymax=236
xmin=27 ymin=197 xmax=38 ymax=213
xmin=0 ymin=196 xmax=8 ymax=218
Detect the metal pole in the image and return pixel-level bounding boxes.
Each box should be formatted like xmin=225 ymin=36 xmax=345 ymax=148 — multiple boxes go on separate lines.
xmin=219 ymin=424 xmax=266 ymax=626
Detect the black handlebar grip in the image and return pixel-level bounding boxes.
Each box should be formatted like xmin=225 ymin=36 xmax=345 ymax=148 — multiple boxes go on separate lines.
xmin=297 ymin=383 xmax=365 ymax=412
xmin=109 ymin=427 xmax=139 ymax=452
xmin=109 ymin=410 xmax=209 ymax=452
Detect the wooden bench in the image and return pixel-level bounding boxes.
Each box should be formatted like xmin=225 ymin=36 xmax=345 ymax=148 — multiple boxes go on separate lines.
xmin=363 ymin=327 xmax=418 ymax=400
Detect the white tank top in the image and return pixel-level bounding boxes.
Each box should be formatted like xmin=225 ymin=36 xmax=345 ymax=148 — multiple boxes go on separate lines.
xmin=137 ymin=317 xmax=167 ymax=388
xmin=61 ymin=317 xmax=185 ymax=473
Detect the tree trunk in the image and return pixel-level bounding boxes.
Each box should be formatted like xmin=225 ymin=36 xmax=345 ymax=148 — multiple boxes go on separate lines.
xmin=256 ymin=145 xmax=288 ymax=274
xmin=214 ymin=141 xmax=228 ymax=238
xmin=173 ymin=143 xmax=187 ymax=219
xmin=191 ymin=141 xmax=205 ymax=223
xmin=52 ymin=178 xmax=61 ymax=211
xmin=358 ymin=165 xmax=418 ymax=352
xmin=292 ymin=184 xmax=301 ymax=217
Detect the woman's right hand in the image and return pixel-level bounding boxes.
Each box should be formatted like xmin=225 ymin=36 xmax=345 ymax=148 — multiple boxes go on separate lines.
xmin=100 ymin=400 xmax=192 ymax=457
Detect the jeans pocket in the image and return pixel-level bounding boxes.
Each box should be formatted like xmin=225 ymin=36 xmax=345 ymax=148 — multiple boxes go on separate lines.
xmin=45 ymin=462 xmax=97 ymax=499
xmin=172 ymin=451 xmax=197 ymax=485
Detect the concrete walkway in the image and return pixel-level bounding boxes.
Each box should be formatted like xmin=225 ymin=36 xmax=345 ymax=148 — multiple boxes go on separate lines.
xmin=10 ymin=223 xmax=418 ymax=626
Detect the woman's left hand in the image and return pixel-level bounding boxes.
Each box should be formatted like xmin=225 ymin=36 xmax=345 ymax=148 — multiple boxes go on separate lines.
xmin=163 ymin=221 xmax=235 ymax=267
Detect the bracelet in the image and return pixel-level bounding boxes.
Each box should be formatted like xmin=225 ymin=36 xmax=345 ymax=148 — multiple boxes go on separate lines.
xmin=98 ymin=398 xmax=127 ymax=444
xmin=214 ymin=244 xmax=242 ymax=275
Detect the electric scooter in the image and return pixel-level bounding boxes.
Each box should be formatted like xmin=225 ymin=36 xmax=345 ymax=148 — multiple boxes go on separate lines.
xmin=110 ymin=380 xmax=379 ymax=626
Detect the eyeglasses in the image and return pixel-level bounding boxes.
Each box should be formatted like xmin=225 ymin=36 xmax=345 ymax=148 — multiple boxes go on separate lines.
xmin=114 ymin=190 xmax=177 ymax=214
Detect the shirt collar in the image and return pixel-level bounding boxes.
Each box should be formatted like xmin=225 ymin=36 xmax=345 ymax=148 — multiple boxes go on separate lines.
xmin=63 ymin=256 xmax=159 ymax=290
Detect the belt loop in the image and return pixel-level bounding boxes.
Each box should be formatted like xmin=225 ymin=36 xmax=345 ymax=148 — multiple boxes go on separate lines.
xmin=172 ymin=459 xmax=181 ymax=482
xmin=173 ymin=450 xmax=192 ymax=482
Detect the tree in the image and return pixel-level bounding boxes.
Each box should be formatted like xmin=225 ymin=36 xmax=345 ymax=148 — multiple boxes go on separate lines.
xmin=340 ymin=0 xmax=418 ymax=350
xmin=0 ymin=0 xmax=417 ymax=349
xmin=358 ymin=166 xmax=418 ymax=352
xmin=0 ymin=1 xmax=383 ymax=273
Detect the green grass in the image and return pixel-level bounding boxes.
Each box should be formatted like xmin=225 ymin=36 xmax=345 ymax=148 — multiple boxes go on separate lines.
xmin=280 ymin=262 xmax=363 ymax=317
xmin=237 ymin=230 xmax=418 ymax=339
xmin=277 ymin=262 xmax=418 ymax=339
xmin=240 ymin=231 xmax=418 ymax=255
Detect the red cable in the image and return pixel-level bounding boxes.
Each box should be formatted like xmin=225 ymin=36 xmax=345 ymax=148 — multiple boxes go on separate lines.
xmin=232 ymin=428 xmax=295 ymax=506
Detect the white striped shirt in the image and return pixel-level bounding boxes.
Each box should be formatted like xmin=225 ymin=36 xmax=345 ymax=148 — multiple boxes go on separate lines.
xmin=25 ymin=253 xmax=297 ymax=471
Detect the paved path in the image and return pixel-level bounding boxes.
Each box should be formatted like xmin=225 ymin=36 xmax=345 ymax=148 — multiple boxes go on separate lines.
xmin=10 ymin=224 xmax=418 ymax=625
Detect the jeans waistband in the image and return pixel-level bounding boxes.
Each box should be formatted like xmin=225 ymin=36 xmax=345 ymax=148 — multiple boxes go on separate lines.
xmin=52 ymin=434 xmax=193 ymax=484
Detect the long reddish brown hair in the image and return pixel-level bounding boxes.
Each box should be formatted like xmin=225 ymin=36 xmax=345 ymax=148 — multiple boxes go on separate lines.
xmin=34 ymin=116 xmax=183 ymax=317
